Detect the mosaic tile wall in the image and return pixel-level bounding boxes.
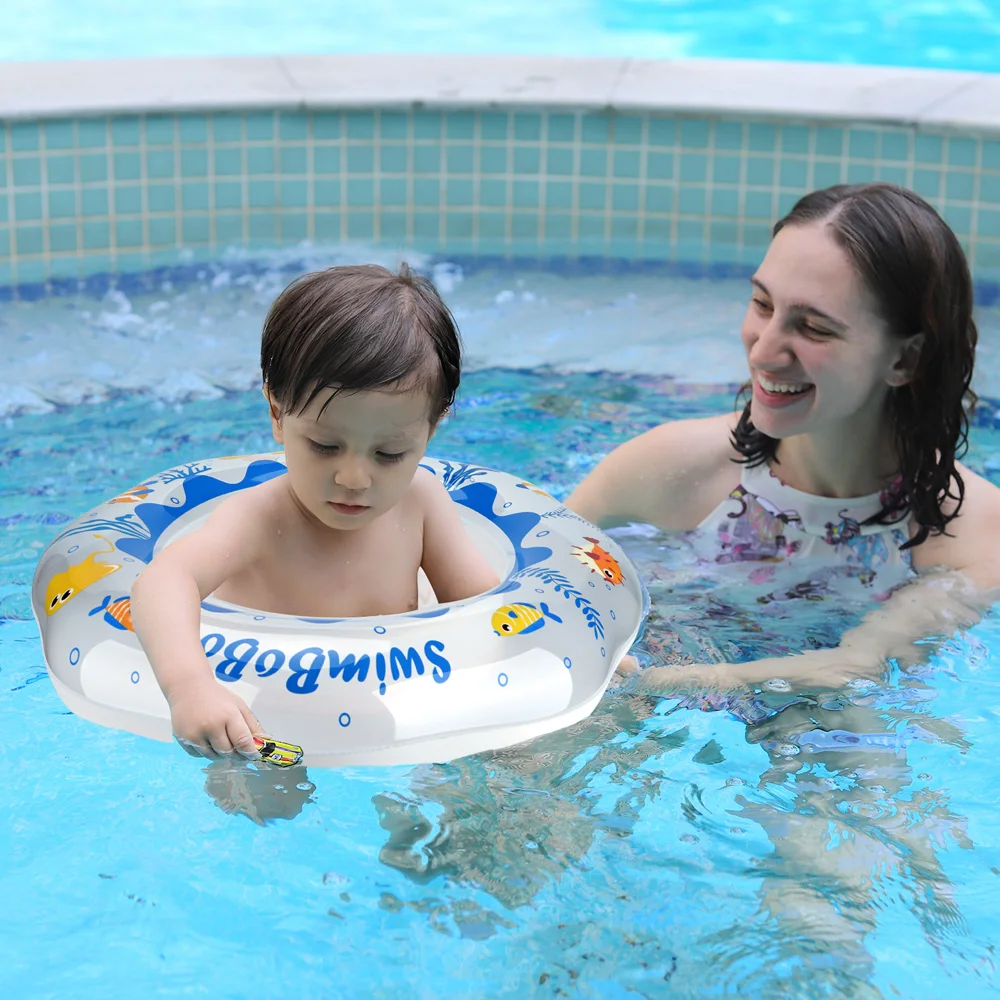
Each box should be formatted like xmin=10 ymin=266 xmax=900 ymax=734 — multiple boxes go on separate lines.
xmin=1 ymin=107 xmax=1000 ymax=288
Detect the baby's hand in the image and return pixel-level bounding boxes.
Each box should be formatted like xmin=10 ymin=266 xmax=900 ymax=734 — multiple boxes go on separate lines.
xmin=167 ymin=680 xmax=266 ymax=761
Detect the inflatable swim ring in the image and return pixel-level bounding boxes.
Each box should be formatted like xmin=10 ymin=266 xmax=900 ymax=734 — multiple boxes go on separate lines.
xmin=32 ymin=455 xmax=646 ymax=767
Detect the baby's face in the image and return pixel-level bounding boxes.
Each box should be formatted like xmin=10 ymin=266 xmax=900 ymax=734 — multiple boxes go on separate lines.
xmin=270 ymin=385 xmax=434 ymax=530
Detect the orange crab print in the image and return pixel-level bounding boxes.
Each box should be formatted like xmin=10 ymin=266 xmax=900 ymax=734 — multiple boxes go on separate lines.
xmin=571 ymin=536 xmax=625 ymax=585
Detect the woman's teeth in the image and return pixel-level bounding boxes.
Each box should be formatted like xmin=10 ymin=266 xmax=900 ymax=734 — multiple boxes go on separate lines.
xmin=758 ymin=376 xmax=810 ymax=394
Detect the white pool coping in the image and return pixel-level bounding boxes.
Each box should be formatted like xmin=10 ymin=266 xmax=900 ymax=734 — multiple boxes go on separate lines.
xmin=0 ymin=54 xmax=998 ymax=131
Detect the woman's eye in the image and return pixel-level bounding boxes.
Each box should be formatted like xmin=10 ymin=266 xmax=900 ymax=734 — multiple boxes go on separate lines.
xmin=802 ymin=323 xmax=833 ymax=337
xmin=309 ymin=441 xmax=339 ymax=454
xmin=751 ymin=297 xmax=772 ymax=312
xmin=376 ymin=451 xmax=407 ymax=464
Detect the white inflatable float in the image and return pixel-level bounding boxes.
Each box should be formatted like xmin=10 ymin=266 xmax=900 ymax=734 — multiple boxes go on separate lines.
xmin=32 ymin=455 xmax=646 ymax=767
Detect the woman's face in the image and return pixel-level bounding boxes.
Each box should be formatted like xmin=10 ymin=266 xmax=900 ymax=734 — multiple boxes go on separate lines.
xmin=740 ymin=220 xmax=916 ymax=442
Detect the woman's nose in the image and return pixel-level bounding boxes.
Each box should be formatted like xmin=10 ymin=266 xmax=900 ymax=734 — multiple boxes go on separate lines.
xmin=747 ymin=314 xmax=793 ymax=369
xmin=333 ymin=457 xmax=371 ymax=491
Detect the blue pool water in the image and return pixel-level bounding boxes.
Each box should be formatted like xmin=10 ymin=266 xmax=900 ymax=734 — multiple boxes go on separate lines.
xmin=3 ymin=257 xmax=1000 ymax=997
xmin=3 ymin=0 xmax=1000 ymax=71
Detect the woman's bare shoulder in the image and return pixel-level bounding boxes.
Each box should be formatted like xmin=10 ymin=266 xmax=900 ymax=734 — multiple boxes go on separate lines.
xmin=567 ymin=412 xmax=742 ymax=530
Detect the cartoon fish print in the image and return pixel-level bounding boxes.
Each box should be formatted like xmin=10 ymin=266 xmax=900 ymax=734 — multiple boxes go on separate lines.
xmin=88 ymin=594 xmax=134 ymax=632
xmin=45 ymin=536 xmax=121 ymax=616
xmin=825 ymin=514 xmax=862 ymax=546
xmin=516 ymin=481 xmax=555 ymax=500
xmin=108 ymin=484 xmax=154 ymax=504
xmin=571 ymin=537 xmax=625 ymax=585
xmin=492 ymin=602 xmax=563 ymax=637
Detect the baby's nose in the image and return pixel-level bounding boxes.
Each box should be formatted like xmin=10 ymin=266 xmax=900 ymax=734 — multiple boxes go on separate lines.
xmin=334 ymin=459 xmax=371 ymax=491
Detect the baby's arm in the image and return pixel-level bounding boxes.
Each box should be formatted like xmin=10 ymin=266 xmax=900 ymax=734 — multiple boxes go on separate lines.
xmin=418 ymin=471 xmax=500 ymax=603
xmin=130 ymin=494 xmax=269 ymax=759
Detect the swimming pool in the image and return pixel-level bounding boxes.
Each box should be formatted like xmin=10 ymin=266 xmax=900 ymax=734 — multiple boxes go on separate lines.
xmin=3 ymin=0 xmax=1000 ymax=71
xmin=3 ymin=257 xmax=1000 ymax=998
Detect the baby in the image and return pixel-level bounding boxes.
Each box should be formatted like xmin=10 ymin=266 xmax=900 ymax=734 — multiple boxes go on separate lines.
xmin=131 ymin=263 xmax=499 ymax=761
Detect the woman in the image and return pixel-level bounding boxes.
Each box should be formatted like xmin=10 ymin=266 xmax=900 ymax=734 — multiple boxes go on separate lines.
xmin=568 ymin=183 xmax=1000 ymax=691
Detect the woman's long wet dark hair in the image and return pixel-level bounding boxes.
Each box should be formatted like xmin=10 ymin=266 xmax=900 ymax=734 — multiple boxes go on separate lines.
xmin=732 ymin=183 xmax=978 ymax=549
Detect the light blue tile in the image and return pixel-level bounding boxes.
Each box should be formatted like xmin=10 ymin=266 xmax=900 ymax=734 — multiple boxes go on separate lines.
xmin=679 ymin=153 xmax=707 ymax=183
xmin=746 ymin=157 xmax=774 ymax=186
xmin=81 ymin=188 xmax=108 ymax=216
xmin=279 ymin=112 xmax=309 ymax=141
xmin=512 ymin=180 xmax=538 ymax=208
xmin=547 ymin=148 xmax=574 ymax=176
xmin=445 ymin=113 xmax=475 ymax=141
xmin=713 ymin=155 xmax=740 ymax=184
xmin=580 ymin=148 xmax=607 ymax=178
xmin=347 ymin=146 xmax=375 ymax=174
xmin=777 ymin=191 xmax=799 ymax=215
xmin=610 ymin=216 xmax=638 ymax=241
xmin=246 ymin=113 xmax=275 ymax=141
xmin=280 ymin=179 xmax=308 ymax=207
xmin=11 ymin=123 xmax=40 ymax=152
xmin=646 ymin=151 xmax=673 ymax=181
xmin=480 ymin=113 xmax=508 ymax=141
xmin=314 ymin=211 xmax=340 ymax=240
xmin=447 ymin=178 xmax=474 ymax=206
xmin=544 ymin=213 xmax=572 ymax=240
xmin=479 ymin=178 xmax=506 ymax=207
xmin=912 ymin=168 xmax=941 ymax=199
xmin=116 ymin=219 xmax=143 ymax=247
xmin=182 ymin=215 xmax=210 ymax=243
xmin=82 ymin=220 xmax=110 ymax=249
xmin=983 ymin=140 xmax=1000 ymax=170
xmin=381 ymin=145 xmax=407 ymax=174
xmin=114 ymin=151 xmax=141 ymax=181
xmin=879 ymin=132 xmax=910 ymax=161
xmin=677 ymin=218 xmax=705 ymax=246
xmin=13 ymin=157 xmax=42 ymax=186
xmin=249 ymin=179 xmax=276 ymax=208
xmin=445 ymin=212 xmax=474 ymax=239
xmin=581 ymin=115 xmax=611 ymax=144
xmin=642 ymin=216 xmax=672 ymax=243
xmin=347 ymin=211 xmax=375 ymax=239
xmin=413 ymin=146 xmax=440 ymax=174
xmin=511 ymin=212 xmax=539 ymax=240
xmin=314 ymin=180 xmax=340 ymax=207
xmin=413 ymin=211 xmax=441 ymax=239
xmin=281 ymin=213 xmax=308 ymax=240
xmin=848 ymin=129 xmax=877 ymax=160
xmin=0 ymin=228 xmax=10 ymax=255
xmin=513 ymin=114 xmax=542 ymax=142
xmin=46 ymin=155 xmax=75 ymax=184
xmin=648 ymin=117 xmax=675 ymax=148
xmin=978 ymin=208 xmax=1000 ymax=237
xmin=15 ymin=258 xmax=48 ymax=283
xmin=0 ymin=199 xmax=6 ymax=222
xmin=513 ymin=146 xmax=541 ymax=175
xmin=815 ymin=128 xmax=843 ymax=158
xmin=146 ymin=149 xmax=175 ymax=179
xmin=780 ymin=158 xmax=808 ymax=189
xmin=80 ymin=153 xmax=109 ymax=183
xmin=612 ymin=184 xmax=639 ymax=212
xmin=980 ymin=174 xmax=1000 ymax=204
xmin=876 ymin=165 xmax=908 ymax=186
xmin=111 ymin=118 xmax=140 ymax=147
xmin=547 ymin=114 xmax=575 ymax=143
xmin=48 ymin=223 xmax=77 ymax=253
xmin=447 ymin=146 xmax=474 ymax=174
xmin=182 ymin=182 xmax=209 ymax=210
xmin=479 ymin=146 xmax=507 ymax=174
xmin=115 ymin=186 xmax=142 ymax=214
xmin=545 ymin=180 xmax=572 ymax=209
xmin=614 ymin=116 xmax=643 ymax=145
xmin=379 ymin=113 xmax=408 ymax=140
xmin=948 ymin=138 xmax=977 ymax=168
xmin=946 ymin=171 xmax=975 ymax=201
xmin=578 ymin=214 xmax=604 ymax=240
xmin=14 ymin=192 xmax=41 ymax=220
xmin=148 ymin=184 xmax=176 ymax=212
xmin=149 ymin=217 xmax=176 ymax=246
xmin=645 ymin=185 xmax=673 ymax=213
xmin=846 ymin=163 xmax=876 ymax=183
xmin=613 ymin=149 xmax=640 ymax=179
xmin=214 ymin=148 xmax=242 ymax=176
xmin=180 ymin=148 xmax=208 ymax=178
xmin=915 ymin=134 xmax=943 ymax=164
xmin=179 ymin=116 xmax=208 ymax=143
xmin=44 ymin=121 xmax=75 ymax=150
xmin=943 ymin=203 xmax=971 ymax=234
xmin=313 ymin=113 xmax=340 ymax=140
xmin=744 ymin=189 xmax=772 ymax=219
xmin=314 ymin=147 xmax=340 ymax=174
xmin=578 ymin=182 xmax=605 ymax=211
xmin=78 ymin=120 xmax=108 ymax=149
xmin=249 ymin=212 xmax=278 ymax=243
xmin=413 ymin=113 xmax=442 ymax=141
xmin=213 ymin=114 xmax=242 ymax=143
xmin=813 ymin=161 xmax=843 ymax=189
xmin=780 ymin=126 xmax=810 ymax=154
xmin=711 ymin=187 xmax=739 ymax=218
xmin=677 ymin=186 xmax=706 ymax=215
xmin=145 ymin=116 xmax=175 ymax=145
xmin=413 ymin=178 xmax=440 ymax=207
xmin=713 ymin=121 xmax=743 ymax=151
xmin=214 ymin=181 xmax=241 ymax=209
xmin=380 ymin=178 xmax=407 ymax=206
xmin=48 ymin=189 xmax=76 ymax=217
xmin=747 ymin=123 xmax=776 ymax=154
xmin=280 ymin=146 xmax=308 ymax=175
xmin=380 ymin=211 xmax=407 ymax=239
xmin=346 ymin=113 xmax=375 ymax=140
xmin=680 ymin=119 xmax=710 ymax=150
xmin=215 ymin=214 xmax=243 ymax=245
xmin=247 ymin=146 xmax=275 ymax=175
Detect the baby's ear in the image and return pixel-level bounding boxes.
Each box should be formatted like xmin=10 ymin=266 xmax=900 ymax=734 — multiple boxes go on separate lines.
xmin=263 ymin=387 xmax=284 ymax=442
xmin=428 ymin=407 xmax=449 ymax=439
